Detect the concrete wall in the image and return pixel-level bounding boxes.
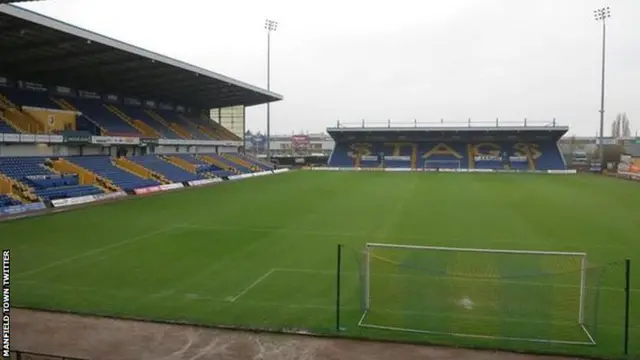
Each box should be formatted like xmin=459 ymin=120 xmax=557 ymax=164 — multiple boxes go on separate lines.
xmin=0 ymin=143 xmax=53 ymax=157
xmin=194 ymin=146 xmax=216 ymax=154
xmin=0 ymin=144 xmax=132 ymax=157
xmin=217 ymin=146 xmax=237 ymax=153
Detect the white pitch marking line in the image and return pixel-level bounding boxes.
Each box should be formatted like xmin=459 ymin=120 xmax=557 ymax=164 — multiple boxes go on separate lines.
xmin=15 ymin=224 xmax=186 ymax=280
xmin=227 ymin=269 xmax=276 ymax=303
xmin=10 ymin=279 xmax=628 ymax=330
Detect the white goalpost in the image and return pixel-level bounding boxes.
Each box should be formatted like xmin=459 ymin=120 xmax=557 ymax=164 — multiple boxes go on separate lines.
xmin=358 ymin=242 xmax=597 ymax=345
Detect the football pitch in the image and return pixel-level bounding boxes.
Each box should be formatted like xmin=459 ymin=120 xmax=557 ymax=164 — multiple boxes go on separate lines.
xmin=1 ymin=171 xmax=638 ymax=358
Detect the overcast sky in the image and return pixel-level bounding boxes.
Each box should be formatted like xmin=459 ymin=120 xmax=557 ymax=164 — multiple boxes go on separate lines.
xmin=19 ymin=0 xmax=640 ymax=136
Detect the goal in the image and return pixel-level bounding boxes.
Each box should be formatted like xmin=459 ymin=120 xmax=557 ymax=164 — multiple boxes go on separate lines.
xmin=358 ymin=243 xmax=605 ymax=345
xmin=422 ymin=160 xmax=461 ymax=170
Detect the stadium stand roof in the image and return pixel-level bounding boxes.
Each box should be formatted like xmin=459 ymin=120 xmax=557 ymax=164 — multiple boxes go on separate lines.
xmin=0 ymin=1 xmax=41 ymax=4
xmin=327 ymin=119 xmax=569 ymax=141
xmin=0 ymin=5 xmax=282 ymax=109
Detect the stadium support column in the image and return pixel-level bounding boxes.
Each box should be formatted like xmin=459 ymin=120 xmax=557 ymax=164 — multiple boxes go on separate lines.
xmin=594 ymin=7 xmax=610 ymax=167
xmin=265 ymin=19 xmax=278 ymax=161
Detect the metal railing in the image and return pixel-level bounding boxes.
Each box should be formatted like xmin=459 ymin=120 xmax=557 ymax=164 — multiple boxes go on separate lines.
xmin=332 ymin=118 xmax=562 ymax=129
xmin=11 ymin=350 xmax=88 ymax=360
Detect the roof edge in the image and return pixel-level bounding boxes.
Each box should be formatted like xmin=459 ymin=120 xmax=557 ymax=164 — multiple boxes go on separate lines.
xmin=326 ymin=126 xmax=570 ymax=133
xmin=1 ymin=4 xmax=283 ymax=101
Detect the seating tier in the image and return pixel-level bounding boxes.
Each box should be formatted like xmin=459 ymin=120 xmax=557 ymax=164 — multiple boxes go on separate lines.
xmin=128 ymin=156 xmax=203 ymax=183
xmin=68 ymin=156 xmax=160 ymax=191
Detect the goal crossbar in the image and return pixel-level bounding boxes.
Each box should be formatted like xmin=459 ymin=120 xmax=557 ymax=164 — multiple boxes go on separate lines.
xmin=366 ymin=243 xmax=587 ymax=257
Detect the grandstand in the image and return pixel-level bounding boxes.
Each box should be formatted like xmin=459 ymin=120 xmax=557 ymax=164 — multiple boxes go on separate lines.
xmin=327 ymin=119 xmax=568 ymax=171
xmin=0 ymin=4 xmax=280 ymax=213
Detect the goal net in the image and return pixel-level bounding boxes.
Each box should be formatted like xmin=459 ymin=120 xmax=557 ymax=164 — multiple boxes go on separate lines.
xmin=423 ymin=160 xmax=461 ymax=170
xmin=358 ymin=243 xmax=607 ymax=345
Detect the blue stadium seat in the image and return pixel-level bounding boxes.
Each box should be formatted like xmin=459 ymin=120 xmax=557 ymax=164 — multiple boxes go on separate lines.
xmin=128 ymin=156 xmax=204 ymax=183
xmin=328 ymin=141 xmax=567 ymax=171
xmin=0 ymin=194 xmax=21 ymax=208
xmin=24 ymin=174 xmax=80 ymax=189
xmin=534 ymin=142 xmax=566 ymax=170
xmin=33 ymin=184 xmax=103 ymax=201
xmin=155 ymin=110 xmax=210 ymax=140
xmin=209 ymin=153 xmax=252 ymax=173
xmin=1 ymin=88 xmax=60 ymax=109
xmin=0 ymin=156 xmax=105 ymax=201
xmin=122 ymin=107 xmax=181 ymax=139
xmin=0 ymin=157 xmax=53 ymax=178
xmin=328 ymin=143 xmax=355 ymax=167
xmin=171 ymin=154 xmax=235 ymax=177
xmin=235 ymin=153 xmax=274 ymax=171
xmin=67 ymin=156 xmax=161 ymax=191
xmin=65 ymin=98 xmax=141 ymax=137
xmin=0 ymin=117 xmax=17 ymax=134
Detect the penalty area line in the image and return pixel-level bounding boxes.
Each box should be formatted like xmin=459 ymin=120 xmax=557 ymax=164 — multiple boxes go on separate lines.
xmin=227 ymin=268 xmax=276 ymax=303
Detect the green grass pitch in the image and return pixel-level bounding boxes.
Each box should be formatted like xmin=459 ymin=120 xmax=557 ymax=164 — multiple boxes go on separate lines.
xmin=1 ymin=171 xmax=638 ymax=357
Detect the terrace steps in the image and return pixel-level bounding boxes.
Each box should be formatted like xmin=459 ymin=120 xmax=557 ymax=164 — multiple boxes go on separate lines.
xmin=133 ymin=119 xmax=161 ymax=138
xmin=0 ymin=176 xmax=26 ymax=204
xmin=169 ymin=123 xmax=192 ymax=139
xmin=6 ymin=193 xmax=24 ymax=204
xmin=0 ymin=112 xmax=22 ymax=133
xmin=113 ymin=157 xmax=170 ymax=184
xmin=50 ymin=159 xmax=95 ymax=185
xmin=222 ymin=153 xmax=255 ymax=170
xmin=178 ymin=115 xmax=214 ymax=139
xmin=198 ymin=155 xmax=240 ymax=175
xmin=52 ymin=158 xmax=120 ymax=192
xmin=105 ymin=105 xmax=158 ymax=138
xmin=526 ymin=147 xmax=536 ymax=170
xmin=145 ymin=110 xmax=189 ymax=139
xmin=110 ymin=158 xmax=155 ymax=180
xmin=0 ymin=174 xmax=13 ymax=195
xmin=43 ymin=160 xmax=110 ymax=193
xmin=52 ymin=98 xmax=74 ymax=111
xmin=0 ymin=173 xmax=39 ymax=202
xmin=0 ymin=99 xmax=44 ymax=134
xmin=55 ymin=98 xmax=107 ymax=135
xmin=467 ymin=144 xmax=475 ymax=169
xmin=411 ymin=145 xmax=418 ymax=169
xmin=161 ymin=155 xmax=197 ymax=173
xmin=199 ymin=125 xmax=221 ymax=140
xmin=243 ymin=154 xmax=272 ymax=169
xmin=210 ymin=121 xmax=240 ymax=140
xmin=43 ymin=160 xmax=61 ymax=175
